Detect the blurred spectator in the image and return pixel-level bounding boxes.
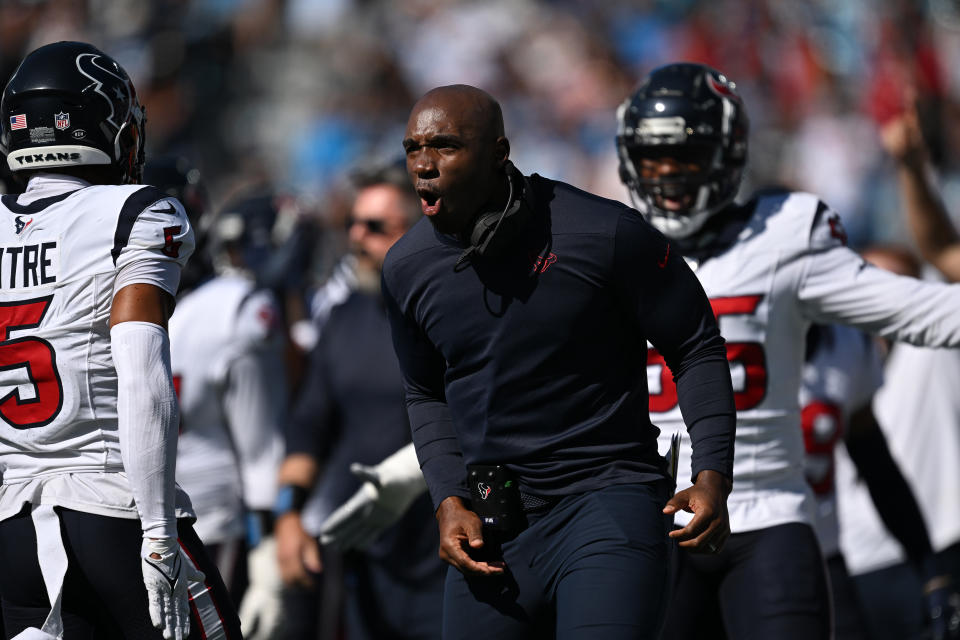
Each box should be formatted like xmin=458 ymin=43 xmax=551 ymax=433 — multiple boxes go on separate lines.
xmin=3 ymin=0 xmax=956 ymax=246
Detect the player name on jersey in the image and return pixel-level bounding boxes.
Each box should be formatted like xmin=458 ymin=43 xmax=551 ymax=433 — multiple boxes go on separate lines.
xmin=0 ymin=241 xmax=58 ymax=289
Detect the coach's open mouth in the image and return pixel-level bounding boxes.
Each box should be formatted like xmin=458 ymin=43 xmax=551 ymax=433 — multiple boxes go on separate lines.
xmin=418 ymin=189 xmax=442 ymax=216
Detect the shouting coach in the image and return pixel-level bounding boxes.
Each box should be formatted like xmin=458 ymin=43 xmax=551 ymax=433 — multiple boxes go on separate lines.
xmin=381 ymin=84 xmax=736 ymax=639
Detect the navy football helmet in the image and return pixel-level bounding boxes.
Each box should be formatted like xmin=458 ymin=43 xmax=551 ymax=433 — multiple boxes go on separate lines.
xmin=212 ymin=193 xmax=281 ymax=278
xmin=144 ymin=156 xmax=213 ymax=293
xmin=143 ymin=155 xmax=209 ymax=228
xmin=1 ymin=41 xmax=146 ymax=184
xmin=616 ymin=63 xmax=748 ymax=239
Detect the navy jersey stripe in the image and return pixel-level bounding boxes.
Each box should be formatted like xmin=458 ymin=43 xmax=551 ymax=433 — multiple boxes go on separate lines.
xmin=1 ymin=189 xmax=81 ymax=214
xmin=111 ymin=186 xmax=165 ymax=265
xmin=814 ymin=199 xmax=828 ymax=221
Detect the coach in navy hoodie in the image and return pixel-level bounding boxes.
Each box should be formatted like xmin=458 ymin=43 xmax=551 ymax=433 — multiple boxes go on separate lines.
xmin=382 ymin=84 xmax=737 ymax=639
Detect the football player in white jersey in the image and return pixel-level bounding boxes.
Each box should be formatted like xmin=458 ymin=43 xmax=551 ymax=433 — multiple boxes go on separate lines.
xmin=0 ymin=42 xmax=241 ymax=639
xmin=616 ymin=62 xmax=960 ymax=639
xmin=171 ymin=194 xmax=287 ymax=639
xmin=831 ymin=100 xmax=960 ymax=640
xmin=800 ymin=321 xmax=960 ymax=639
xmin=799 ymin=323 xmax=879 ymax=640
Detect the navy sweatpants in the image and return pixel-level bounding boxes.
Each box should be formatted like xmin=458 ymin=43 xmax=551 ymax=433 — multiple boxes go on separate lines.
xmin=825 ymin=553 xmax=868 ymax=640
xmin=660 ymin=521 xmax=831 ymax=640
xmin=0 ymin=506 xmax=242 ymax=639
xmin=850 ymin=560 xmax=926 ymax=640
xmin=442 ymin=481 xmax=673 ymax=640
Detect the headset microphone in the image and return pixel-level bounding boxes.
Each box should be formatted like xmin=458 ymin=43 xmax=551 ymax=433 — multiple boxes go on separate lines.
xmin=455 ymin=161 xmax=529 ymax=270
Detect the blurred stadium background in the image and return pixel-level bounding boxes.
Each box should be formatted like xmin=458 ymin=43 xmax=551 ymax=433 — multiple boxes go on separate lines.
xmin=2 ymin=0 xmax=959 ymax=272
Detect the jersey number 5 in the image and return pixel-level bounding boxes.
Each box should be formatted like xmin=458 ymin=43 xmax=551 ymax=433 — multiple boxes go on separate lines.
xmin=648 ymin=294 xmax=766 ymax=412
xmin=0 ymin=296 xmax=63 ymax=428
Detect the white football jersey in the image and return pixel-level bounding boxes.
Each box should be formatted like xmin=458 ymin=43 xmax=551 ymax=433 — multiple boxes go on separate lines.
xmin=798 ymin=324 xmax=883 ymax=557
xmin=170 ymin=274 xmax=286 ymax=544
xmin=0 ymin=174 xmax=195 ymax=522
xmin=839 ymin=267 xmax=960 ymax=574
xmin=651 ymin=191 xmax=960 ymax=533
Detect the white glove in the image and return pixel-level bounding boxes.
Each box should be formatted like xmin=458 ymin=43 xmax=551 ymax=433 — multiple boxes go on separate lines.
xmin=320 ymin=442 xmax=427 ymax=551
xmin=141 ymin=537 xmax=204 ymax=640
xmin=12 ymin=629 xmax=58 ymax=639
xmin=238 ymin=536 xmax=285 ymax=640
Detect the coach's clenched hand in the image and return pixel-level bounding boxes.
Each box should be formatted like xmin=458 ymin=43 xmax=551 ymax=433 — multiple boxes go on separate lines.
xmin=435 ymin=496 xmax=505 ymax=576
xmin=664 ymin=469 xmax=732 ymax=554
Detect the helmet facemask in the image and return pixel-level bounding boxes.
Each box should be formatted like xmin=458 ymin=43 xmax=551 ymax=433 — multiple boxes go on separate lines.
xmin=617 ymin=63 xmax=748 ymax=241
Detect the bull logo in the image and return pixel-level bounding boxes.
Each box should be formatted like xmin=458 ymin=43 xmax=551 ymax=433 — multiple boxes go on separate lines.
xmin=706 ymin=74 xmax=740 ymax=102
xmin=75 ymin=53 xmax=141 ymax=132
xmin=477 ymin=482 xmax=492 ymax=500
xmin=530 ymin=252 xmax=558 ymax=274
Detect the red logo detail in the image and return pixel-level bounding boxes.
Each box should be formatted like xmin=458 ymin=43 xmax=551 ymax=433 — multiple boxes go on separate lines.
xmin=706 ymin=74 xmax=739 ymax=101
xmin=162 ymin=225 xmax=182 ymax=258
xmin=827 ymin=215 xmax=847 ymax=246
xmin=172 ymin=374 xmax=184 ymax=434
xmin=257 ymin=305 xmax=279 ymax=332
xmin=478 ymin=482 xmax=492 ymax=500
xmin=530 ymin=252 xmax=558 ymax=273
xmin=658 ymin=243 xmax=671 ymax=268
xmin=801 ymin=400 xmax=844 ymax=496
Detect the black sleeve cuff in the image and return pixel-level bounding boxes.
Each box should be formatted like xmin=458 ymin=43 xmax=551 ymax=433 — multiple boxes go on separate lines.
xmin=676 ymin=356 xmax=737 ymax=482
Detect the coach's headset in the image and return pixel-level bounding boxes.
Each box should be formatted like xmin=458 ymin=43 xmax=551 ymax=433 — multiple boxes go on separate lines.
xmin=454 ymin=160 xmax=531 ymax=270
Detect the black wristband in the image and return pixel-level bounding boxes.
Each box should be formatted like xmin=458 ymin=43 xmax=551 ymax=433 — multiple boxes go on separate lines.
xmin=273 ymin=484 xmax=310 ymax=517
xmin=251 ymin=509 xmax=275 ymax=536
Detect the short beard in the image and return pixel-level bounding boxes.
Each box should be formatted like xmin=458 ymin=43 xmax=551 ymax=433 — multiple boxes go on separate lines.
xmin=355 ymin=261 xmax=381 ymax=293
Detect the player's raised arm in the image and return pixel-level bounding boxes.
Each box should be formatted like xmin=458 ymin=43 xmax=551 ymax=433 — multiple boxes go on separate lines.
xmin=881 ymin=97 xmax=960 ymax=282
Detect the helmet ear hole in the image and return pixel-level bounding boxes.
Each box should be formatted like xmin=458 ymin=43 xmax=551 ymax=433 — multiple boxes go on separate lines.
xmin=113 ymin=121 xmax=128 ymax=163
xmin=113 ymin=119 xmax=144 ymax=184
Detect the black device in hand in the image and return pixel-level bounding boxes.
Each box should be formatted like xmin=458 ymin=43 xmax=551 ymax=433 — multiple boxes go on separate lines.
xmin=467 ymin=464 xmax=525 ymax=534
